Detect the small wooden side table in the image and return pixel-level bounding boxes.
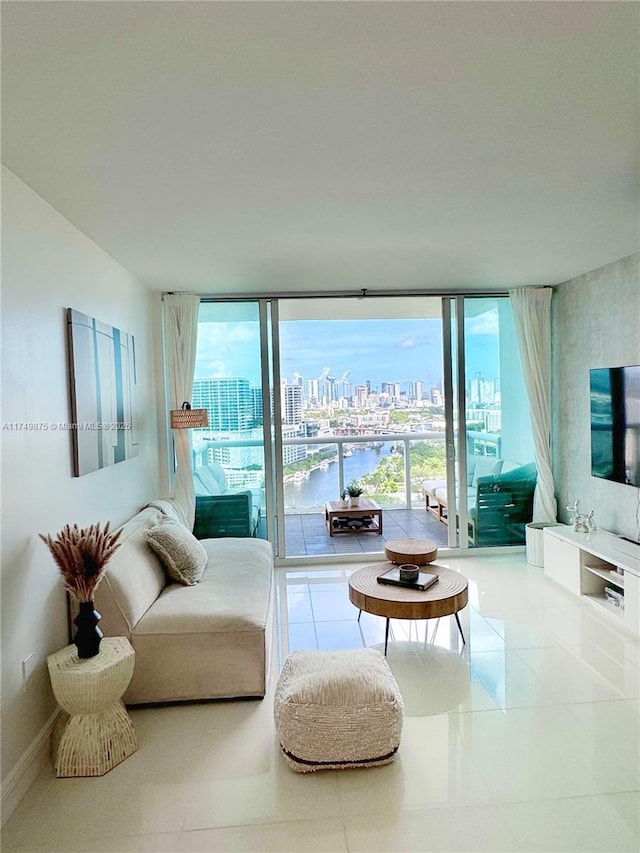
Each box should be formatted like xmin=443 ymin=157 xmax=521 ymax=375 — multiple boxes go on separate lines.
xmin=47 ymin=636 xmax=138 ymax=777
xmin=384 ymin=538 xmax=438 ymax=565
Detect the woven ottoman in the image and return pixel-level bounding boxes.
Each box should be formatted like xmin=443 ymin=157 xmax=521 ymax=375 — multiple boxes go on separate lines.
xmin=274 ymin=648 xmax=403 ymax=773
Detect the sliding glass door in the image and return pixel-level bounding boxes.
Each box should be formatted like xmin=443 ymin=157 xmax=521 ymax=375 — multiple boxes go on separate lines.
xmin=190 ymin=301 xmax=271 ymax=540
xmin=276 ymin=297 xmax=445 ymax=557
xmin=187 ymin=293 xmax=533 ymax=559
xmin=444 ymin=296 xmax=534 ymax=549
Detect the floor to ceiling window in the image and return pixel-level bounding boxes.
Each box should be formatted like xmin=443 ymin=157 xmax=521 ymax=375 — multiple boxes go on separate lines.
xmin=190 ymin=301 xmax=270 ymax=540
xmin=187 ymin=294 xmax=534 ymax=559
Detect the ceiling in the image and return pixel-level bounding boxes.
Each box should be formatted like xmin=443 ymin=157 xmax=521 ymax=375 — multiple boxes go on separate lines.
xmin=2 ymin=1 xmax=638 ymax=295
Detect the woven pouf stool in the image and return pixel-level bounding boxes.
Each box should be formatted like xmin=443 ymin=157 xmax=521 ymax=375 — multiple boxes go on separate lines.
xmin=384 ymin=538 xmax=438 ymax=566
xmin=274 ymin=648 xmax=403 ymax=773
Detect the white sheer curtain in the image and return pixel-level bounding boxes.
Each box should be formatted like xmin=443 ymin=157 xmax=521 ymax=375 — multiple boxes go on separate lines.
xmin=164 ymin=293 xmax=201 ymax=529
xmin=510 ymin=287 xmax=557 ymax=522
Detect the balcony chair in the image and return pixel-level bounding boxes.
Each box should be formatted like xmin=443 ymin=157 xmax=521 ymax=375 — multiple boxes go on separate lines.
xmin=423 ymin=458 xmax=537 ymax=547
xmin=467 ymin=462 xmax=537 ymax=546
xmin=192 ymin=462 xmax=260 ymax=539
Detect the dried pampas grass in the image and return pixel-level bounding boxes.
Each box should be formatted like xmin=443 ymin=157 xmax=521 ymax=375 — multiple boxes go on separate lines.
xmin=40 ymin=522 xmax=122 ymax=602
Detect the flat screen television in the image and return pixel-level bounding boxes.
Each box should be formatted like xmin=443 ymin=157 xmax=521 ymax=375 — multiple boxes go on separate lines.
xmin=590 ymin=365 xmax=640 ymax=487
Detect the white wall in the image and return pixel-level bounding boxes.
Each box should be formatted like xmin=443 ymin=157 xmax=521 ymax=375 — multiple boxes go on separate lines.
xmin=0 ymin=168 xmax=164 ymax=808
xmin=552 ymin=253 xmax=640 ymax=538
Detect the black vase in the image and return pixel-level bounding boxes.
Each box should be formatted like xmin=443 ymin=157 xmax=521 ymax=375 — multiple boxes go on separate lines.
xmin=74 ymin=601 xmax=103 ymax=659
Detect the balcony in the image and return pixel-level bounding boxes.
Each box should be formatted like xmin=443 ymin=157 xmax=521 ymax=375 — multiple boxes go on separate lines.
xmin=194 ymin=430 xmax=503 ymax=558
xmin=282 ymin=505 xmax=449 ymax=559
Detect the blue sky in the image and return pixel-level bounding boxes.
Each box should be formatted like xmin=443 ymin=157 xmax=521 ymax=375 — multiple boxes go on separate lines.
xmin=194 ymin=315 xmax=500 ymax=390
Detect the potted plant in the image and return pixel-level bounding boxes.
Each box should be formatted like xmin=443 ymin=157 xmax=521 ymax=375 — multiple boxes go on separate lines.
xmin=339 ymin=489 xmax=349 ymax=508
xmin=40 ymin=521 xmax=122 ymax=659
xmin=347 ymin=481 xmax=364 ymax=507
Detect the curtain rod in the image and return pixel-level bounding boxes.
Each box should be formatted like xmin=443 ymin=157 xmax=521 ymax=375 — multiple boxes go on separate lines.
xmin=163 ymin=288 xmax=512 ymax=302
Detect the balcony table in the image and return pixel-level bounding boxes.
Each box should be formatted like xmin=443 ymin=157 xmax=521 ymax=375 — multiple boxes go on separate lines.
xmin=325 ymin=498 xmax=383 ymax=536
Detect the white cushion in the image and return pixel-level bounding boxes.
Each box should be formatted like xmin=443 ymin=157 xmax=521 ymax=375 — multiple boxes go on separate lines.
xmin=274 ymin=648 xmax=403 ymax=773
xmin=94 ymin=508 xmax=167 ymax=634
xmin=144 ymin=519 xmax=207 ymax=586
xmin=432 ymin=486 xmax=476 ymax=510
xmin=423 ymin=478 xmax=446 ymax=497
xmin=194 ymin=467 xmax=223 ymax=496
xmin=471 ymin=456 xmax=503 ymax=488
xmin=147 ymin=499 xmax=189 ymax=528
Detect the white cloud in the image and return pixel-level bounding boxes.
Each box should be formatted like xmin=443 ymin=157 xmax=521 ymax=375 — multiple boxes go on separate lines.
xmin=399 ymin=337 xmax=416 ymax=349
xmin=466 ymin=311 xmax=498 ymax=336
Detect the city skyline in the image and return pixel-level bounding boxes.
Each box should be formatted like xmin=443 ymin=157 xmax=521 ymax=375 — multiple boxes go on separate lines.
xmin=194 ymin=315 xmax=502 ymax=391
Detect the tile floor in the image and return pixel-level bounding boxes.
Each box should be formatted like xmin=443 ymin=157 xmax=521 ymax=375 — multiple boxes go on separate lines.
xmin=3 ymin=553 xmax=640 ymax=852
xmin=283 ymin=507 xmax=449 ymax=558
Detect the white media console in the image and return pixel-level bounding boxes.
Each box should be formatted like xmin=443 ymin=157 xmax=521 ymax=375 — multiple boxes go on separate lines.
xmin=543 ymin=525 xmax=640 ymax=637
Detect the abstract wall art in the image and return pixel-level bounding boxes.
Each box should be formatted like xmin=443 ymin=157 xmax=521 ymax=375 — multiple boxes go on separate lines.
xmin=66 ymin=308 xmax=139 ymax=476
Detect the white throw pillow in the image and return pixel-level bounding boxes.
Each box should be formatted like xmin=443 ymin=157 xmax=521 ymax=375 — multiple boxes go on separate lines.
xmin=144 ymin=519 xmax=207 ymax=586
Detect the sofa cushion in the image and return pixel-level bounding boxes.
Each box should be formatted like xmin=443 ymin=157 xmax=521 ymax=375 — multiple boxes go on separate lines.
xmin=94 ymin=508 xmax=167 ymax=635
xmin=423 ymin=478 xmax=446 ymax=498
xmin=194 ymin=462 xmax=230 ymax=497
xmin=478 ymin=461 xmax=537 ymax=487
xmin=147 ymin=498 xmax=189 ymax=528
xmin=433 ymin=486 xmax=477 ymax=510
xmin=471 ymin=457 xmax=503 ymax=488
xmin=144 ymin=519 xmax=207 ymax=586
xmin=194 ymin=468 xmax=222 ymax=497
xmin=135 ymin=537 xmax=274 ymax=635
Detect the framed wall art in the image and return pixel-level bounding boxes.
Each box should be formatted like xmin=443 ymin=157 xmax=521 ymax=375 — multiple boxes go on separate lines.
xmin=66 ymin=308 xmax=139 ymax=476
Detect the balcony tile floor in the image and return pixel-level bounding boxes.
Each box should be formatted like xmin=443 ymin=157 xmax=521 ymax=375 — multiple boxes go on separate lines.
xmin=284 ymin=506 xmax=449 ymax=558
xmin=4 ymin=554 xmax=640 ymax=852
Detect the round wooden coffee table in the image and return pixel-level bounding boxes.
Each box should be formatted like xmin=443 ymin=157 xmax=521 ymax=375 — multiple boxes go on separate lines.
xmin=349 ymin=563 xmax=468 ymax=655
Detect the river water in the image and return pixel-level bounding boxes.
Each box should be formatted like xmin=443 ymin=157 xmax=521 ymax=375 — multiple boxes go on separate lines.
xmin=284 ymin=443 xmax=394 ymax=509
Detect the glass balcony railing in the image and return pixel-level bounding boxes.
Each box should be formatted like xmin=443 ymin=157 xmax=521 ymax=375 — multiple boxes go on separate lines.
xmin=193 ymin=431 xmax=453 ymax=514
xmin=193 ymin=430 xmax=503 ymax=519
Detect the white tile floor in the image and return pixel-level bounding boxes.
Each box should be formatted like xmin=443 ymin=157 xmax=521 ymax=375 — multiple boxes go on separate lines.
xmin=3 ymin=553 xmax=640 ymax=852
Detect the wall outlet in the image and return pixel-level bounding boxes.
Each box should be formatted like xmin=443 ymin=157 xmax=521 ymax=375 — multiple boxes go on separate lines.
xmin=21 ymin=653 xmax=36 ymax=690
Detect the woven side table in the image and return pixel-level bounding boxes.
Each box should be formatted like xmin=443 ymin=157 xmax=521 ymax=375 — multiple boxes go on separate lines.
xmin=47 ymin=636 xmax=138 ymax=777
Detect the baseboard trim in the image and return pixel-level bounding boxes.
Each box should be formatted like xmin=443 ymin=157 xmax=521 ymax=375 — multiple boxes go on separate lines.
xmin=1 ymin=708 xmax=61 ymax=826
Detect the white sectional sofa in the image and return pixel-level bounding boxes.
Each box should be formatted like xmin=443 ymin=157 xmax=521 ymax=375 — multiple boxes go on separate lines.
xmin=93 ymin=502 xmax=274 ymax=704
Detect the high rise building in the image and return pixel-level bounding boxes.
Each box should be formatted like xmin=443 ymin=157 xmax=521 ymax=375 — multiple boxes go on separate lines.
xmin=192 ymin=378 xmax=254 ymax=431
xmin=306 ymin=379 xmax=319 ymax=405
xmin=282 ymin=383 xmax=303 ymax=425
xmin=355 ymin=385 xmax=368 ymax=408
xmin=251 ymin=387 xmax=263 ymax=423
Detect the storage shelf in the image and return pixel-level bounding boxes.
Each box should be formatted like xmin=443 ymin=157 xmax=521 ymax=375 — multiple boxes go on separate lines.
xmin=543 ymin=525 xmax=639 ymax=637
xmin=583 ymin=592 xmax=624 ymax=620
xmin=584 ymin=565 xmax=625 ymax=588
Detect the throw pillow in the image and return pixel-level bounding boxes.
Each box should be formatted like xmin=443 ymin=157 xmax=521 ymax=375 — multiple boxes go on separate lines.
xmin=144 ymin=519 xmax=207 ymax=586
xmin=471 ymin=456 xmax=503 ymax=488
